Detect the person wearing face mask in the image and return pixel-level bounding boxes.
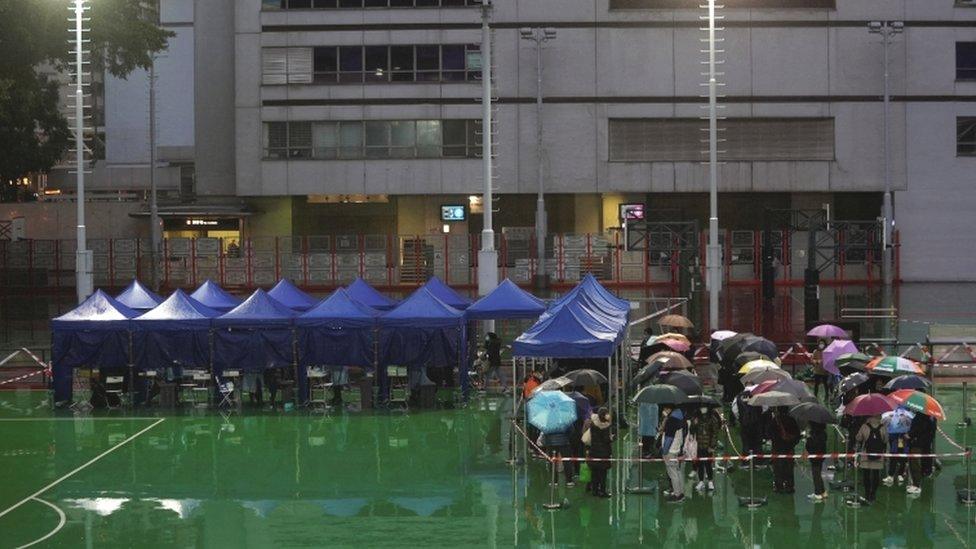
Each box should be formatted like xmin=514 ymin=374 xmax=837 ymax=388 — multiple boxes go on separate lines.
xmin=811 ymin=339 xmax=829 ymax=401
xmin=659 ymin=405 xmax=688 ymax=503
xmin=691 ymin=406 xmax=723 ymax=492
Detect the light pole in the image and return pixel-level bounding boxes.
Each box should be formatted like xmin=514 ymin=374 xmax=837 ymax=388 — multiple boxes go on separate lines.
xmin=868 ymin=20 xmax=903 ymax=289
xmin=519 ymin=27 xmax=556 ymax=291
xmin=148 ymin=3 xmax=162 ymax=292
xmin=704 ymin=0 xmax=721 ymax=331
xmin=477 ymin=0 xmax=499 ymax=297
xmin=70 ymin=0 xmax=93 ymax=303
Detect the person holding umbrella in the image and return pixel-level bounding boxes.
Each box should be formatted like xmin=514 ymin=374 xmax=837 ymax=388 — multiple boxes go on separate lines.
xmin=734 ymin=386 xmax=765 ymax=462
xmin=585 ymin=407 xmax=614 ymax=498
xmin=882 ymin=407 xmax=914 ymax=486
xmin=766 ymin=405 xmax=802 ymax=493
xmin=791 ymin=402 xmax=836 ymax=502
xmin=811 ymin=339 xmax=829 ymax=401
xmin=659 ymin=404 xmax=688 ymax=503
xmin=690 ymin=402 xmax=723 ymax=492
xmin=855 ymin=413 xmax=888 ymax=504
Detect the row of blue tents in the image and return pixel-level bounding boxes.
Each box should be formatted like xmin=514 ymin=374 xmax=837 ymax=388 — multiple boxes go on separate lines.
xmin=50 ymin=276 xmax=550 ymax=403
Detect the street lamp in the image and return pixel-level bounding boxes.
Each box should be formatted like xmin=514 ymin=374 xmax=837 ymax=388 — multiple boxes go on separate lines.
xmin=868 ymin=20 xmax=903 ymax=288
xmin=70 ymin=0 xmax=93 ymax=303
xmin=477 ymin=0 xmax=499 ymax=298
xmin=519 ymin=27 xmax=556 ymax=290
xmin=703 ymin=0 xmax=721 ymax=331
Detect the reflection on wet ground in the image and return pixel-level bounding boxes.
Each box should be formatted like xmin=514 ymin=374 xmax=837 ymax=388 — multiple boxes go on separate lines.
xmin=1 ymin=390 xmax=975 ymax=547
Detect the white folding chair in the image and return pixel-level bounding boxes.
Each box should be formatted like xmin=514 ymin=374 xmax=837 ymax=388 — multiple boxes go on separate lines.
xmin=104 ymin=375 xmax=126 ymax=409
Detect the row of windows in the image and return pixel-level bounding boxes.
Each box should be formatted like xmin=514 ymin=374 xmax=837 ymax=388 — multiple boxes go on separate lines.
xmin=263 ymin=0 xmax=478 ymax=8
xmin=262 ymin=45 xmax=481 ymax=85
xmin=959 ymin=117 xmax=976 ymax=156
xmin=264 ymin=120 xmax=482 ymax=159
xmin=959 ymin=43 xmax=976 ymax=81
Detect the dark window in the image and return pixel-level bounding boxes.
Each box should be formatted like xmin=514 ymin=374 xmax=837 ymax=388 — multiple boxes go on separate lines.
xmin=389 ymin=0 xmax=414 ymax=6
xmin=338 ymin=0 xmax=363 ymax=7
xmin=365 ymin=121 xmax=391 ymax=158
xmin=364 ymin=0 xmax=387 ymax=6
xmin=340 ymin=122 xmax=364 ymax=159
xmin=339 ymin=46 xmax=363 ymax=83
xmin=364 ymin=46 xmax=389 ymax=82
xmin=958 ymin=43 xmax=976 ymax=80
xmin=289 ymin=0 xmax=312 ymax=7
xmin=313 ymin=0 xmax=338 ymax=6
xmin=265 ymin=122 xmax=289 ymax=159
xmin=267 ymin=120 xmax=479 ymax=160
xmin=313 ymin=47 xmax=338 ymax=83
xmin=416 ymin=46 xmax=440 ymax=81
xmin=416 ymin=0 xmax=439 ymax=5
xmin=442 ymin=120 xmax=467 ymax=157
xmin=610 ymin=0 xmax=834 ymax=7
xmin=390 ymin=46 xmax=415 ymax=81
xmin=441 ymin=45 xmax=466 ymax=81
xmin=289 ymin=122 xmax=313 ymax=159
xmin=958 ymin=117 xmax=976 ymax=156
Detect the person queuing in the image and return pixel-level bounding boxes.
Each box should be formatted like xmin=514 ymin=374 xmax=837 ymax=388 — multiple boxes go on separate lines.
xmin=734 ymin=387 xmax=765 ymax=461
xmin=907 ymin=411 xmax=936 ymax=496
xmin=690 ymin=405 xmax=722 ymax=492
xmin=767 ymin=406 xmax=801 ymax=494
xmin=856 ymin=414 xmax=888 ymax=504
xmin=483 ymin=332 xmax=506 ymax=391
xmin=585 ymin=407 xmax=614 ymax=498
xmin=638 ymin=401 xmax=660 ymax=458
xmin=659 ymin=405 xmax=687 ymax=503
xmin=806 ymin=421 xmax=829 ymax=502
xmin=539 ymin=427 xmax=575 ymax=486
xmin=811 ymin=339 xmax=829 ymax=401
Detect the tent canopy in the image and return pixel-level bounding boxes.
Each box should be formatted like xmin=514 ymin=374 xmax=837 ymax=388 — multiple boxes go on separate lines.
xmin=190 ymin=279 xmax=242 ymax=311
xmin=268 ymin=278 xmax=318 ymax=311
xmin=346 ymin=277 xmax=398 ymax=310
xmin=52 ymin=289 xmax=139 ymax=330
xmin=298 ymin=288 xmax=378 ymax=368
xmin=465 ymin=279 xmax=546 ymax=320
xmin=132 ymin=289 xmax=216 ymax=370
xmin=115 ymin=279 xmax=164 ymax=311
xmin=297 ymin=288 xmax=378 ymax=328
xmin=380 ymin=287 xmax=464 ymax=328
xmin=420 ymin=276 xmax=472 ymax=310
xmin=134 ymin=289 xmax=219 ymax=330
xmin=214 ymin=289 xmax=295 ymax=327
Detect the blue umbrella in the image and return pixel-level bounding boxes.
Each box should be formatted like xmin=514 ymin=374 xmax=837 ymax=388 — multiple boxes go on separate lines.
xmin=882 ymin=407 xmax=915 ymax=435
xmin=527 ymin=391 xmax=578 ymax=434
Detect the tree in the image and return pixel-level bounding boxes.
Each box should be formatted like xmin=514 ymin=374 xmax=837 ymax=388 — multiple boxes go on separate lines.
xmin=0 ymin=0 xmax=172 ymax=196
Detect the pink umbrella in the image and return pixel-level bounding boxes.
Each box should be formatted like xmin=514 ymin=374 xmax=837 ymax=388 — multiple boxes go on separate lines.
xmin=807 ymin=324 xmax=848 ymax=339
xmin=821 ymin=339 xmax=858 ymax=375
xmin=844 ymin=393 xmax=898 ymax=417
xmin=659 ymin=339 xmax=691 ymax=353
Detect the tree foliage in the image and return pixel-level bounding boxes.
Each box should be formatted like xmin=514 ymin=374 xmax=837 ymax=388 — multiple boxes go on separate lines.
xmin=0 ymin=0 xmax=172 ymax=191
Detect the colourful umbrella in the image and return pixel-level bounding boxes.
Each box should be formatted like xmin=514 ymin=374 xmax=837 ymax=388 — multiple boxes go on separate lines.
xmin=888 ymin=389 xmax=946 ymax=420
xmin=865 ymin=356 xmax=925 ymax=377
xmin=807 ymin=324 xmax=848 ymax=339
xmin=738 ymin=359 xmax=780 ymax=375
xmin=657 ymin=338 xmax=691 ymax=353
xmin=658 ymin=333 xmax=692 ymax=346
xmin=821 ymin=339 xmax=858 ymax=375
xmin=526 ymin=391 xmax=578 ymax=434
xmin=843 ymin=393 xmax=898 ymax=417
xmin=659 ymin=315 xmax=694 ymax=329
xmin=882 ymin=407 xmax=915 ymax=434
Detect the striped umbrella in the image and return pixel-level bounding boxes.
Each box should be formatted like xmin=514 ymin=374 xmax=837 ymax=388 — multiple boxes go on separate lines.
xmin=865 ymin=356 xmax=925 ymax=377
xmin=888 ymin=389 xmax=946 ymax=420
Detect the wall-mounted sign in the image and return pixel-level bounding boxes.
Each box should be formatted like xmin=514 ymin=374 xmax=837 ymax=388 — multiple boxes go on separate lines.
xmin=441 ymin=205 xmax=466 ymax=222
xmin=186 ymin=219 xmax=219 ymax=226
xmin=619 ymin=203 xmax=646 ymax=222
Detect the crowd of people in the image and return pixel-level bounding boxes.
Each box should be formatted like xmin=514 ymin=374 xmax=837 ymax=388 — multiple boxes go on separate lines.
xmin=515 ymin=322 xmax=945 ymax=507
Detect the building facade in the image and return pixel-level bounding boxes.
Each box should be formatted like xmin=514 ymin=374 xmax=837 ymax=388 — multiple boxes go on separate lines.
xmin=10 ymin=0 xmax=976 ymax=285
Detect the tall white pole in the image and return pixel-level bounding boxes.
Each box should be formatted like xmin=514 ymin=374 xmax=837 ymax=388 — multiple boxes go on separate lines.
xmin=149 ymin=57 xmax=161 ymax=291
xmin=881 ymin=24 xmax=893 ymax=288
xmin=73 ymin=0 xmax=93 ymax=303
xmin=533 ymin=37 xmax=548 ymax=289
xmin=706 ymin=0 xmax=721 ymax=331
xmin=477 ymin=2 xmax=498 ymax=297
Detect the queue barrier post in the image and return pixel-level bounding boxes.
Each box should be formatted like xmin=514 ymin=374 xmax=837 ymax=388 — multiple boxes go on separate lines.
xmin=543 ymin=451 xmax=563 ymax=510
xmin=738 ymin=454 xmax=767 ymax=509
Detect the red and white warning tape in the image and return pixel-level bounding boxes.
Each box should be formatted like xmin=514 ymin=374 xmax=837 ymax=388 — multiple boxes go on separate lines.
xmin=0 ymin=368 xmax=45 ymax=387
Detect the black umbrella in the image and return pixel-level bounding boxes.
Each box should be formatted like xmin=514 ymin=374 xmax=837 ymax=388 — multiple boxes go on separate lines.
xmin=685 ymin=394 xmax=721 ymax=407
xmin=566 ymin=391 xmax=593 ymax=419
xmin=740 ymin=336 xmax=778 ymax=362
xmin=632 ymin=362 xmax=662 ymax=388
xmin=532 ymin=376 xmax=573 ymax=394
xmin=660 ymin=370 xmax=704 ymax=396
xmin=789 ymin=402 xmax=837 ymax=424
xmin=718 ymin=333 xmax=754 ymax=370
xmin=838 ymin=372 xmax=870 ymax=394
xmin=633 ymin=384 xmax=689 ymax=405
xmin=564 ymin=368 xmax=608 ymax=386
xmin=883 ymin=374 xmax=932 ymax=393
xmin=734 ymin=351 xmax=773 ymax=370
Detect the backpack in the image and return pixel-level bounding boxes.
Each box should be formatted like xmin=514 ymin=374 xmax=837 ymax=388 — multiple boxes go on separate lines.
xmin=864 ymin=424 xmax=885 ymax=461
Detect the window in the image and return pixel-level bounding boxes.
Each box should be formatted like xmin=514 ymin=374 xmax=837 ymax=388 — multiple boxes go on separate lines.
xmin=958 ymin=42 xmax=976 ymax=80
xmin=266 ymin=0 xmax=480 ymax=7
xmin=270 ymin=45 xmax=481 ymax=84
xmin=264 ymin=120 xmax=481 ymax=159
xmin=313 ymin=48 xmax=338 ymax=83
xmin=609 ymin=118 xmax=835 ymax=162
xmin=958 ymin=117 xmax=976 ymax=156
xmin=610 ymin=0 xmax=834 ymax=7
xmin=262 ymin=48 xmax=312 ymax=85
xmin=339 ymin=46 xmax=363 ymax=83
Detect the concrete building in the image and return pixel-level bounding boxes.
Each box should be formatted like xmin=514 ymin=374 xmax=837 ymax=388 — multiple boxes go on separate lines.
xmin=11 ymin=0 xmax=976 ymax=284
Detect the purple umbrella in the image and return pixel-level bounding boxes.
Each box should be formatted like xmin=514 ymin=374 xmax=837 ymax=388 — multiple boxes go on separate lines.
xmin=821 ymin=339 xmax=858 ymax=375
xmin=807 ymin=324 xmax=848 ymax=339
xmin=844 ymin=393 xmax=897 ymax=417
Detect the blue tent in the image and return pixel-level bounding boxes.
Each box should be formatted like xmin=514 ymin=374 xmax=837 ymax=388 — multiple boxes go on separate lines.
xmin=465 ymin=279 xmax=546 ymax=320
xmin=579 ymin=274 xmax=631 ymax=312
xmin=379 ymin=287 xmax=467 ymax=388
xmin=268 ymin=278 xmax=318 ymax=311
xmin=512 ymin=295 xmax=626 ymax=358
xmin=132 ymin=289 xmax=218 ymax=372
xmin=115 ymin=279 xmax=163 ymax=311
xmin=420 ymin=276 xmax=472 ymax=310
xmin=190 ymin=279 xmax=242 ymax=312
xmin=213 ymin=289 xmax=296 ymax=374
xmin=346 ymin=277 xmax=398 ymax=310
xmin=297 ymin=288 xmax=378 ymax=368
xmin=549 ymin=274 xmax=630 ymax=317
xmin=51 ymin=290 xmax=139 ymax=402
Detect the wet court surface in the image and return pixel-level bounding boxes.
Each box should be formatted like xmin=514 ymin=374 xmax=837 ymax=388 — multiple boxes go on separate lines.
xmin=2 ymin=389 xmax=976 ymax=548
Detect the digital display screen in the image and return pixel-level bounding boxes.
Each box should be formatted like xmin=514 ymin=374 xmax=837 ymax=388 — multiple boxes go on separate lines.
xmin=620 ymin=203 xmax=646 ymax=221
xmin=441 ymin=205 xmax=466 ymax=222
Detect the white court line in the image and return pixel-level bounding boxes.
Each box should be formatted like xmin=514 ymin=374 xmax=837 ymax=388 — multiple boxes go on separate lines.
xmin=16 ymin=497 xmax=66 ymax=549
xmin=0 ymin=418 xmax=165 ymax=521
xmin=0 ymin=417 xmax=162 ymax=422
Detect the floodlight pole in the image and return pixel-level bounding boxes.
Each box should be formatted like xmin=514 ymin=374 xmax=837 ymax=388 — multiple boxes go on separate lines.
xmin=477 ymin=1 xmax=499 ymax=298
xmin=72 ymin=0 xmax=93 ymax=303
xmin=705 ymin=0 xmax=721 ymax=331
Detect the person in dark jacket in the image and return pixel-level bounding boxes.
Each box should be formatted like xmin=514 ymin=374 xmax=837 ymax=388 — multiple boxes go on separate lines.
xmin=540 ymin=428 xmax=574 ymax=486
xmin=483 ymin=332 xmax=505 ymax=390
xmin=735 ymin=389 xmax=764 ymax=459
xmin=586 ymin=407 xmax=614 ymax=497
xmin=767 ymin=406 xmax=801 ymax=493
xmin=907 ymin=413 xmax=936 ymax=496
xmin=806 ymin=421 xmax=828 ymax=501
xmin=691 ymin=406 xmax=723 ymax=492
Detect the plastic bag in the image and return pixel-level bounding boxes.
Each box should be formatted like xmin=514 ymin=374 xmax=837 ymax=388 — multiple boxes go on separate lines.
xmin=684 ymin=434 xmax=698 ymax=461
xmin=578 ymin=462 xmax=592 ymax=483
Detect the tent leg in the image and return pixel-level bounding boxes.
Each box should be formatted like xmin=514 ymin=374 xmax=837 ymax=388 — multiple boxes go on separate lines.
xmin=846 ymin=461 xmax=862 ymax=507
xmin=543 ymin=452 xmax=563 ymax=510
xmin=628 ymin=412 xmax=653 ymax=494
